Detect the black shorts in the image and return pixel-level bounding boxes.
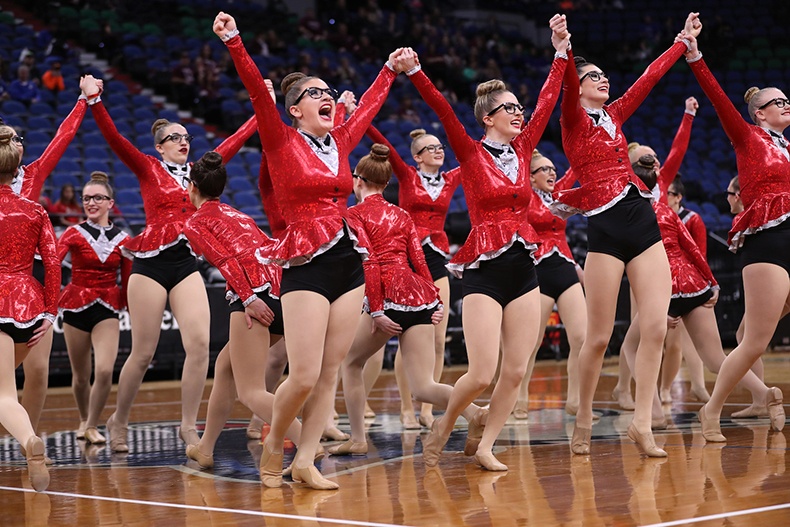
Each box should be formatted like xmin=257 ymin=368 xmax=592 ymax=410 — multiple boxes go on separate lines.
xmin=280 ymin=234 xmax=365 ymax=303
xmin=33 ymin=258 xmax=45 ymax=286
xmin=587 ymin=186 xmax=662 ymax=264
xmin=668 ymin=288 xmax=714 ymax=318
xmin=229 ymin=291 xmax=284 ymax=336
xmin=740 ymin=220 xmax=790 ymax=276
xmin=535 ymin=253 xmax=580 ymax=301
xmin=422 ymin=244 xmax=449 ymax=281
xmin=0 ymin=320 xmax=43 ymax=344
xmin=462 ymin=243 xmax=539 ymax=308
xmin=131 ymin=240 xmax=198 ymax=292
xmin=62 ymin=303 xmax=119 ymax=333
xmin=384 ymin=306 xmax=436 ymax=333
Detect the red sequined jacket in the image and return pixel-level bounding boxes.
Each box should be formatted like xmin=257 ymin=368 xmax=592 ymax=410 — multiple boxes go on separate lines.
xmin=57 ymin=221 xmax=132 ymax=313
xmin=366 ymin=126 xmax=461 ymax=256
xmin=224 ymin=35 xmax=396 ymax=266
xmin=89 ymin=100 xmax=256 ymax=258
xmin=348 ymin=194 xmax=440 ymax=314
xmin=0 ymin=186 xmax=59 ymax=325
xmin=530 ymin=170 xmax=577 ymax=264
xmin=677 ymin=206 xmax=707 ymax=255
xmin=408 ymin=56 xmax=565 ymax=277
xmin=555 ymin=44 xmax=687 ymax=217
xmin=689 ymin=57 xmax=790 ymax=251
xmin=654 ymin=201 xmax=717 ymax=297
xmin=657 ymin=111 xmax=694 ymax=204
xmin=184 ymin=200 xmax=281 ymax=304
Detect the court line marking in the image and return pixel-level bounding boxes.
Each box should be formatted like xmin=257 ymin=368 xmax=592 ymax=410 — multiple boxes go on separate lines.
xmin=642 ymin=502 xmax=790 ymax=526
xmin=0 ymin=485 xmax=416 ymax=527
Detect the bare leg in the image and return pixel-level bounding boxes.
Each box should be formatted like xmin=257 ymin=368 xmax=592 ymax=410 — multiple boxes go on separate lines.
xmin=660 ymin=325 xmax=682 ymax=403
xmin=679 ymin=322 xmax=709 ymax=402
xmin=64 ymin=324 xmax=93 ymax=425
xmin=265 ymin=338 xmax=288 ymax=393
xmin=86 ymin=319 xmax=121 ymax=429
xmin=197 ymin=344 xmax=236 ymax=455
xmin=620 ymin=316 xmax=664 ymax=422
xmin=20 ymin=329 xmax=53 ymax=431
xmin=362 ymin=345 xmax=384 ymax=408
xmin=515 ymin=295 xmax=555 ymax=418
xmin=394 ymin=347 xmax=419 ymax=428
xmin=421 ymin=276 xmax=451 ymax=426
xmin=556 ymin=284 xmax=587 ymax=415
xmin=0 ymin=336 xmax=39 ymax=447
xmin=613 ymin=287 xmax=638 ymax=409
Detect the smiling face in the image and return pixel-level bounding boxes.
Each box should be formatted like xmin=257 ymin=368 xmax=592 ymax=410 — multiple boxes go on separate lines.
xmin=753 ymin=88 xmax=790 ymax=131
xmin=529 ymin=155 xmax=557 ymax=192
xmin=578 ymin=64 xmax=610 ymax=107
xmin=482 ymin=92 xmax=524 ymax=142
xmin=289 ymin=79 xmax=336 ymax=137
xmin=81 ymin=182 xmax=114 ymax=223
xmin=155 ymin=124 xmax=190 ymax=165
xmin=412 ymin=134 xmax=445 ymax=171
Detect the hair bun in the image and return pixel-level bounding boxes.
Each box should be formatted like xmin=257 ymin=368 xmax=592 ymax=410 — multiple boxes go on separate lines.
xmin=627 ymin=141 xmax=641 ymax=153
xmin=744 ymin=86 xmax=760 ymax=104
xmin=201 ymin=150 xmax=224 ymax=169
xmin=574 ymin=56 xmax=588 ymax=67
xmin=409 ymin=128 xmax=427 ymax=140
xmin=281 ymin=72 xmax=306 ymax=97
xmin=89 ymin=171 xmax=109 ymax=183
xmin=369 ymin=143 xmax=390 ymax=161
xmin=476 ymin=79 xmax=507 ymax=98
xmin=531 ymin=149 xmax=542 ymax=159
xmin=0 ymin=128 xmax=12 ymax=146
xmin=151 ymin=118 xmax=170 ymax=137
xmin=637 ymin=154 xmax=656 ymax=169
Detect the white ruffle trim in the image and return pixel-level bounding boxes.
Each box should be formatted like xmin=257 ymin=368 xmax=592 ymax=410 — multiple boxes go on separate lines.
xmin=0 ymin=312 xmax=55 ymax=328
xmin=671 ymin=284 xmax=714 ymax=299
xmin=122 ymin=233 xmax=197 ymax=259
xmin=422 ymin=237 xmax=450 ymax=259
xmin=534 ymin=246 xmax=576 ymax=266
xmin=446 ymin=234 xmax=537 ymax=279
xmin=58 ymin=298 xmax=123 ymax=316
xmin=551 ymin=182 xmax=653 ymax=220
xmin=729 ymin=212 xmax=790 ymax=253
xmin=258 ymin=223 xmax=370 ymax=269
xmin=225 ymin=282 xmax=277 ymax=304
xmin=363 ymin=297 xmax=440 ymax=314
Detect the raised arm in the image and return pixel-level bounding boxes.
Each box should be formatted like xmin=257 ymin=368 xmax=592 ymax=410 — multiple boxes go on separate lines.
xmin=366 ymin=125 xmax=412 ymax=181
xmin=554 ymin=167 xmax=578 ymax=192
xmin=661 ymin=98 xmax=696 ymax=186
xmin=560 ymin=48 xmax=588 ymax=132
xmin=257 ymin=159 xmax=287 ymax=237
xmin=215 ymin=115 xmax=257 ymax=161
xmin=23 ymin=98 xmax=87 ymax=201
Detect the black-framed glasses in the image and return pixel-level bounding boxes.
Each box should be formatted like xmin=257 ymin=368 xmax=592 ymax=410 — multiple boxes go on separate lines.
xmin=181 ymin=175 xmax=193 ymax=189
xmin=667 ymin=191 xmax=680 ymax=197
xmin=530 ymin=165 xmax=557 ymax=175
xmin=158 ymin=133 xmax=194 ymax=145
xmin=487 ymin=102 xmax=524 ymax=117
xmin=82 ymin=194 xmax=112 ymax=203
xmin=580 ymin=70 xmax=608 ymax=83
xmin=726 ymin=190 xmax=738 ymax=197
xmin=12 ymin=135 xmax=24 ymax=145
xmin=416 ymin=144 xmax=445 ymax=155
xmin=294 ymin=86 xmax=339 ymax=104
xmin=352 ymin=173 xmax=370 ymax=183
xmin=758 ymin=97 xmax=790 ymax=110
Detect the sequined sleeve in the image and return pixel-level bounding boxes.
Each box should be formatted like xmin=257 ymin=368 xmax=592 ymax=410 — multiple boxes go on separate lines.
xmin=675 ymin=213 xmax=717 ymax=287
xmin=335 ymin=102 xmax=346 ymax=127
xmin=22 ymin=99 xmax=87 ymax=201
xmin=366 ymin=125 xmax=412 ymax=183
xmin=409 ymin=69 xmax=477 ymax=162
xmin=406 ymin=218 xmax=435 ymax=288
xmin=37 ymin=208 xmax=61 ymax=317
xmin=608 ymin=42 xmax=686 ymax=123
xmin=685 ymin=213 xmax=707 ymax=256
xmin=184 ymin=218 xmax=256 ymax=302
xmin=56 ymin=227 xmax=76 ymax=263
xmin=225 ymin=35 xmax=289 ymax=152
xmin=688 ymin=57 xmax=751 ymax=146
xmin=660 ymin=111 xmax=694 ymax=191
xmin=333 ymin=66 xmax=397 ymax=150
xmin=215 ymin=115 xmax=257 ymax=162
xmin=348 ymin=207 xmax=384 ymax=314
xmin=91 ymin=101 xmax=152 ymax=178
xmin=513 ymin=55 xmax=566 ymax=155
xmin=554 ymin=168 xmax=578 ymax=192
xmin=560 ymin=49 xmax=587 ymax=132
xmin=257 ymin=156 xmax=286 ymax=238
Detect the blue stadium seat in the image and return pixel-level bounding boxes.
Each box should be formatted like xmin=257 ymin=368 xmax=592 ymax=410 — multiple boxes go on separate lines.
xmin=232 ymin=191 xmax=261 ymax=208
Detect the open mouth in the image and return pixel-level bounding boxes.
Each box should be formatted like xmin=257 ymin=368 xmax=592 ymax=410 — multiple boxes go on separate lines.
xmin=597 ymin=84 xmax=609 ymax=93
xmin=510 ymin=118 xmax=522 ymax=128
xmin=319 ymin=103 xmax=333 ymax=119
xmin=179 ymin=147 xmax=189 ymax=154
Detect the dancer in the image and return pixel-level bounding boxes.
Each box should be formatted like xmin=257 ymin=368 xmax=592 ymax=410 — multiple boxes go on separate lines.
xmin=215 ymin=11 xmax=411 ymax=489
xmin=182 ymin=151 xmax=304 ymax=477
xmin=58 ymin=171 xmax=131 ymax=444
xmin=514 ymin=151 xmax=586 ymax=419
xmin=0 ymin=126 xmax=59 ymax=491
xmin=409 ymin=15 xmax=570 ymax=471
xmin=683 ymin=30 xmax=789 ymax=441
xmin=331 ymin=144 xmax=487 ymax=457
xmin=8 ymin=93 xmax=86 ymax=444
xmin=365 ymin=125 xmax=460 ymax=429
xmin=555 ymin=13 xmax=703 ymax=457
xmin=79 ymin=74 xmax=257 ymax=452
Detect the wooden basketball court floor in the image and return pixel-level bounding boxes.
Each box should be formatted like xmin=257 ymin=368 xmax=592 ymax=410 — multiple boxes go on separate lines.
xmin=2 ymin=356 xmax=790 ymax=527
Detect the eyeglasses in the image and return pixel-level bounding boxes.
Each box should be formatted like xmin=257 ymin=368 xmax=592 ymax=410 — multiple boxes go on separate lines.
xmin=416 ymin=144 xmax=445 ymax=155
xmin=530 ymin=165 xmax=557 ymax=175
xmin=294 ymin=86 xmax=339 ymax=104
xmin=12 ymin=135 xmax=24 ymax=145
xmin=487 ymin=102 xmax=524 ymax=117
xmin=158 ymin=133 xmax=194 ymax=145
xmin=580 ymin=70 xmax=608 ymax=83
xmin=667 ymin=191 xmax=680 ymax=197
xmin=352 ymin=173 xmax=370 ymax=183
xmin=758 ymin=97 xmax=790 ymax=110
xmin=82 ymin=194 xmax=112 ymax=203
xmin=726 ymin=191 xmax=738 ymax=197
xmin=181 ymin=176 xmax=193 ymax=189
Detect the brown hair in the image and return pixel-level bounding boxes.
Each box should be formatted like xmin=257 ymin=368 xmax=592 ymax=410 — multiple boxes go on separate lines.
xmin=744 ymin=86 xmax=778 ymax=123
xmin=84 ymin=171 xmax=114 ymax=198
xmin=574 ymin=55 xmax=592 ymax=76
xmin=474 ymin=79 xmax=508 ymax=128
xmin=151 ymin=118 xmax=181 ymax=146
xmin=190 ymin=151 xmax=227 ymax=198
xmin=355 ymin=144 xmax=392 ymax=186
xmin=281 ymin=72 xmax=317 ymax=125
xmin=632 ymin=154 xmax=658 ymax=190
xmin=0 ymin=125 xmax=20 ymax=183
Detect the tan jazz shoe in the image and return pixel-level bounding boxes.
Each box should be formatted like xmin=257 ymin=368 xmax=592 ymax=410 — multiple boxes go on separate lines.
xmin=186 ymin=444 xmax=214 ymax=469
xmin=327 ymin=440 xmax=368 ymax=456
xmin=84 ymin=426 xmax=107 ymax=444
xmin=570 ymin=424 xmax=591 ymax=455
xmin=474 ymin=451 xmax=508 ymax=471
xmin=259 ymin=440 xmax=284 ymax=488
xmin=766 ymin=387 xmax=785 ymax=432
xmin=422 ymin=418 xmax=449 ymax=467
xmin=106 ymin=413 xmax=129 ymax=453
xmin=25 ymin=436 xmax=49 ymax=492
xmin=626 ymin=423 xmax=667 ymax=457
xmin=291 ymin=464 xmax=339 ymax=490
xmin=698 ymin=404 xmax=726 ymax=442
xmin=464 ymin=407 xmax=488 ymax=456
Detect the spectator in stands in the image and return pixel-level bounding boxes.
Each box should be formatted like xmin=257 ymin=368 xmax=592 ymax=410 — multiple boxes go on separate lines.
xmin=19 ymin=50 xmax=41 ymax=81
xmin=49 ymin=183 xmax=83 ymax=226
xmin=0 ymin=79 xmax=9 ymax=102
xmin=9 ymin=65 xmax=39 ymax=105
xmin=335 ymin=56 xmax=358 ymax=84
xmin=41 ymin=60 xmax=65 ymax=94
xmin=171 ymin=52 xmax=197 ymax=109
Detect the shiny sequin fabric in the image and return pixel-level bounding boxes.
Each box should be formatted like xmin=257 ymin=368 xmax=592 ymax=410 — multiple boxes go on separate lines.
xmin=348 ymin=194 xmax=440 ymax=313
xmin=656 ymin=111 xmax=694 ymax=204
xmin=184 ymin=200 xmax=281 ymax=304
xmin=57 ymin=221 xmax=131 ymax=313
xmin=689 ymin=57 xmax=790 ymax=251
xmin=0 ymin=186 xmax=60 ymax=325
xmin=530 ymin=171 xmax=577 ymax=265
xmin=89 ymin=101 xmax=256 ymax=258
